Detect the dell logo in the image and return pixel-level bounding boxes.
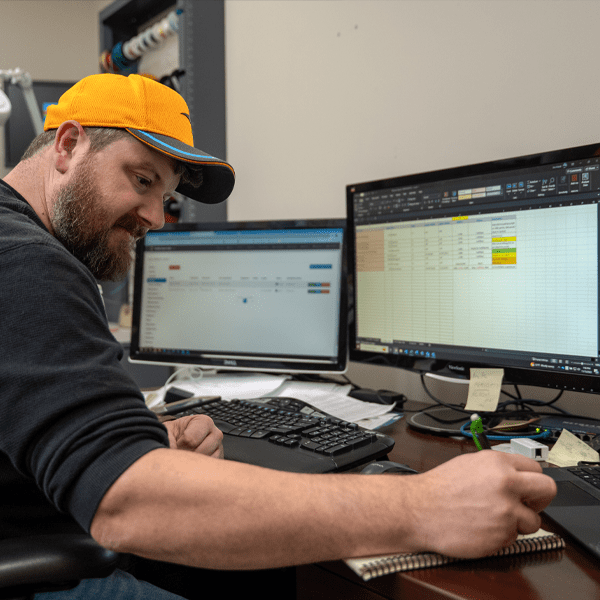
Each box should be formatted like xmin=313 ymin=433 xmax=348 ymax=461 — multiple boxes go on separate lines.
xmin=224 ymin=360 xmax=237 ymax=366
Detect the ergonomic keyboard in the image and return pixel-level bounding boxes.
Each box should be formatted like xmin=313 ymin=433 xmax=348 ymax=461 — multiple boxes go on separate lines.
xmin=154 ymin=396 xmax=396 ymax=473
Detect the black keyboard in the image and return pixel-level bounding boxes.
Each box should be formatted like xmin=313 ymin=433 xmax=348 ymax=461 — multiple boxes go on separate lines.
xmin=566 ymin=466 xmax=600 ymax=489
xmin=156 ymin=396 xmax=396 ymax=473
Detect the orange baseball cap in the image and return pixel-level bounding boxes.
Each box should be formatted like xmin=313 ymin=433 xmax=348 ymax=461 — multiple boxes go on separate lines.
xmin=44 ymin=73 xmax=235 ymax=204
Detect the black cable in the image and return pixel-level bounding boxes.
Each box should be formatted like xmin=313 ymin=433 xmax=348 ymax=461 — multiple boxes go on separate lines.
xmin=418 ymin=374 xmax=594 ymax=434
xmin=420 ymin=374 xmax=469 ymax=412
xmin=415 ymin=374 xmax=472 ymax=423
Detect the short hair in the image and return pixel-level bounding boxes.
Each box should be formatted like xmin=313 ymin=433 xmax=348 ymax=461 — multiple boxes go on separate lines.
xmin=20 ymin=127 xmax=202 ymax=189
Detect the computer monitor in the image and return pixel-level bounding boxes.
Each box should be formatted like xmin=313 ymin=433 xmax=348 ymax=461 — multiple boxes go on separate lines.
xmin=347 ymin=142 xmax=600 ymax=393
xmin=3 ymin=80 xmax=74 ymax=167
xmin=130 ymin=219 xmax=348 ymax=374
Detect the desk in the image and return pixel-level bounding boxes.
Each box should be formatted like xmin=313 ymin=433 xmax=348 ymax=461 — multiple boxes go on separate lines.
xmin=297 ymin=400 xmax=600 ymax=600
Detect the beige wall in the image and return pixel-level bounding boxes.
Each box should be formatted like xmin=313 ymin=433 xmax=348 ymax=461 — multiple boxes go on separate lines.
xmin=224 ymin=0 xmax=600 ymax=222
xmin=0 ymin=0 xmax=112 ymax=176
xmin=0 ymin=0 xmax=112 ymax=81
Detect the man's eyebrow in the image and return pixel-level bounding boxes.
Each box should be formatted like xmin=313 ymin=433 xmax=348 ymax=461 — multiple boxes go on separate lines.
xmin=131 ymin=161 xmax=162 ymax=182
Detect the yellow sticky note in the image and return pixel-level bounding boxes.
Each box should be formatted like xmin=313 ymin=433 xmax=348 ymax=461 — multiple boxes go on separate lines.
xmin=547 ymin=429 xmax=600 ymax=467
xmin=465 ymin=368 xmax=504 ymax=413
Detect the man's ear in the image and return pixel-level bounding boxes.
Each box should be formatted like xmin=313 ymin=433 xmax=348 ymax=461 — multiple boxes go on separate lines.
xmin=53 ymin=121 xmax=88 ymax=174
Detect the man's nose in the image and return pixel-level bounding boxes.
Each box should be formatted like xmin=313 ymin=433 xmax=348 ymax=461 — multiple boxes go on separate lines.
xmin=137 ymin=194 xmax=166 ymax=230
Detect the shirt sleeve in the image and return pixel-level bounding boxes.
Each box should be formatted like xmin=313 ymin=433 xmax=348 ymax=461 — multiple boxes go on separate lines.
xmin=0 ymin=240 xmax=170 ymax=532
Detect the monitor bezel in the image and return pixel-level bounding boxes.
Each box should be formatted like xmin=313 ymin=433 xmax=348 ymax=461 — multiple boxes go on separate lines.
xmin=129 ymin=218 xmax=349 ymax=374
xmin=346 ymin=142 xmax=600 ymax=393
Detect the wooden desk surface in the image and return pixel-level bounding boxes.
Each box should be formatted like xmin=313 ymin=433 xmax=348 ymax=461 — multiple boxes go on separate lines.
xmin=297 ymin=401 xmax=600 ymax=600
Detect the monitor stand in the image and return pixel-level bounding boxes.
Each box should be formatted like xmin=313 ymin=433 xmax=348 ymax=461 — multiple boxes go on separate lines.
xmin=408 ymin=406 xmax=469 ymax=436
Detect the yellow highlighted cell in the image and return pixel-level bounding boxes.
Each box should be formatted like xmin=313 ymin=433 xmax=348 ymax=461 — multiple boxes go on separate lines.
xmin=493 ymin=257 xmax=517 ymax=265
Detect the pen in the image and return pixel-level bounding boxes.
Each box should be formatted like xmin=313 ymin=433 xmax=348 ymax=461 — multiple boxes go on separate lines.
xmin=470 ymin=413 xmax=491 ymax=451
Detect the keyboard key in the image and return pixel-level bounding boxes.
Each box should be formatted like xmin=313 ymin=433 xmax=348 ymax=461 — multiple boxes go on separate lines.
xmin=352 ymin=437 xmax=371 ymax=449
xmin=301 ymin=440 xmax=322 ymax=452
xmin=228 ymin=427 xmax=246 ymax=437
xmin=211 ymin=419 xmax=237 ymax=434
xmin=269 ymin=436 xmax=287 ymax=445
xmin=270 ymin=426 xmax=299 ymax=435
xmin=240 ymin=429 xmax=257 ymax=438
xmin=324 ymin=444 xmax=351 ymax=456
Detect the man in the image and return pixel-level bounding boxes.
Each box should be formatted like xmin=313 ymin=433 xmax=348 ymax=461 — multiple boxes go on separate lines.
xmin=0 ymin=74 xmax=556 ymax=599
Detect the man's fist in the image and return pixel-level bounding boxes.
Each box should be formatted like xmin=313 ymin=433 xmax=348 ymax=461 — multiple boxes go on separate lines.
xmin=164 ymin=415 xmax=224 ymax=459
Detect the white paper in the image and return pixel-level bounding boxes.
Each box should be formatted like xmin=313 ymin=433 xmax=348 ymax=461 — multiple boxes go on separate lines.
xmin=144 ymin=372 xmax=290 ymax=408
xmin=356 ymin=413 xmax=403 ymax=430
xmin=273 ymin=380 xmax=398 ymax=423
xmin=547 ymin=429 xmax=600 ymax=467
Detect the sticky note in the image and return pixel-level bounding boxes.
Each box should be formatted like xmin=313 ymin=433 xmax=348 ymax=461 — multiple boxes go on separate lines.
xmin=547 ymin=429 xmax=600 ymax=467
xmin=465 ymin=368 xmax=504 ymax=413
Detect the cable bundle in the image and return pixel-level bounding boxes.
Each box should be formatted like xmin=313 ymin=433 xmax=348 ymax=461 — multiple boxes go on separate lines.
xmin=100 ymin=8 xmax=182 ymax=75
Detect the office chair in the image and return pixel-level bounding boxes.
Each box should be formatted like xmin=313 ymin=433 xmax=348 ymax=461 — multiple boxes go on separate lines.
xmin=0 ymin=533 xmax=120 ymax=600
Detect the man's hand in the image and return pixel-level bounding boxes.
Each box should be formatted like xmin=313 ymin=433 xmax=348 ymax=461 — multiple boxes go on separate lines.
xmin=164 ymin=415 xmax=224 ymax=459
xmin=405 ymin=450 xmax=557 ymax=559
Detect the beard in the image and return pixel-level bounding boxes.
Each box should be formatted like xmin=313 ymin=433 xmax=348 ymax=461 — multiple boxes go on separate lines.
xmin=50 ymin=157 xmax=148 ymax=282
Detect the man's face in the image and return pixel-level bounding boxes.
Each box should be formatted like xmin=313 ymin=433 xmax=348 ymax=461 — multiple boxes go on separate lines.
xmin=50 ymin=136 xmax=180 ymax=281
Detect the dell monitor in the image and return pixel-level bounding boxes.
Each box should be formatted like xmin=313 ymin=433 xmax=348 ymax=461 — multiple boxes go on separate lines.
xmin=347 ymin=142 xmax=600 ymax=393
xmin=130 ymin=219 xmax=347 ymax=374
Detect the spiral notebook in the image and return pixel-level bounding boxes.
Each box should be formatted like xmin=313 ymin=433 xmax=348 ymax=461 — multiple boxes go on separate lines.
xmin=344 ymin=528 xmax=564 ymax=581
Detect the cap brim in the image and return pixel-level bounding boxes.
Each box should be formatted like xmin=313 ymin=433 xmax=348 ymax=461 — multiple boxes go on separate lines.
xmin=127 ymin=128 xmax=235 ymax=204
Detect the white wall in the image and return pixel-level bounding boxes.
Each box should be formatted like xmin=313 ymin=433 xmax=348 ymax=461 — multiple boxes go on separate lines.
xmin=0 ymin=0 xmax=112 ymax=176
xmin=225 ymin=0 xmax=600 ymax=222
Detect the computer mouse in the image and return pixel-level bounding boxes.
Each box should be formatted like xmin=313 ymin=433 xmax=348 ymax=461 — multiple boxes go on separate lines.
xmin=348 ymin=388 xmax=407 ymax=406
xmin=360 ymin=460 xmax=419 ymax=475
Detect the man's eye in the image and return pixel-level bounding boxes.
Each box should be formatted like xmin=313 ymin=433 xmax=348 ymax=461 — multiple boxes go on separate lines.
xmin=137 ymin=176 xmax=151 ymax=187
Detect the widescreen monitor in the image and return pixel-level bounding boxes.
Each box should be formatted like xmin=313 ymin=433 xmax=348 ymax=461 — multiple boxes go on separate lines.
xmin=130 ymin=219 xmax=348 ymax=374
xmin=347 ymin=143 xmax=600 ymax=393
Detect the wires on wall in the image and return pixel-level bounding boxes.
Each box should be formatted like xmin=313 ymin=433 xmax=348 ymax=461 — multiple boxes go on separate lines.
xmin=100 ymin=8 xmax=182 ymax=75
